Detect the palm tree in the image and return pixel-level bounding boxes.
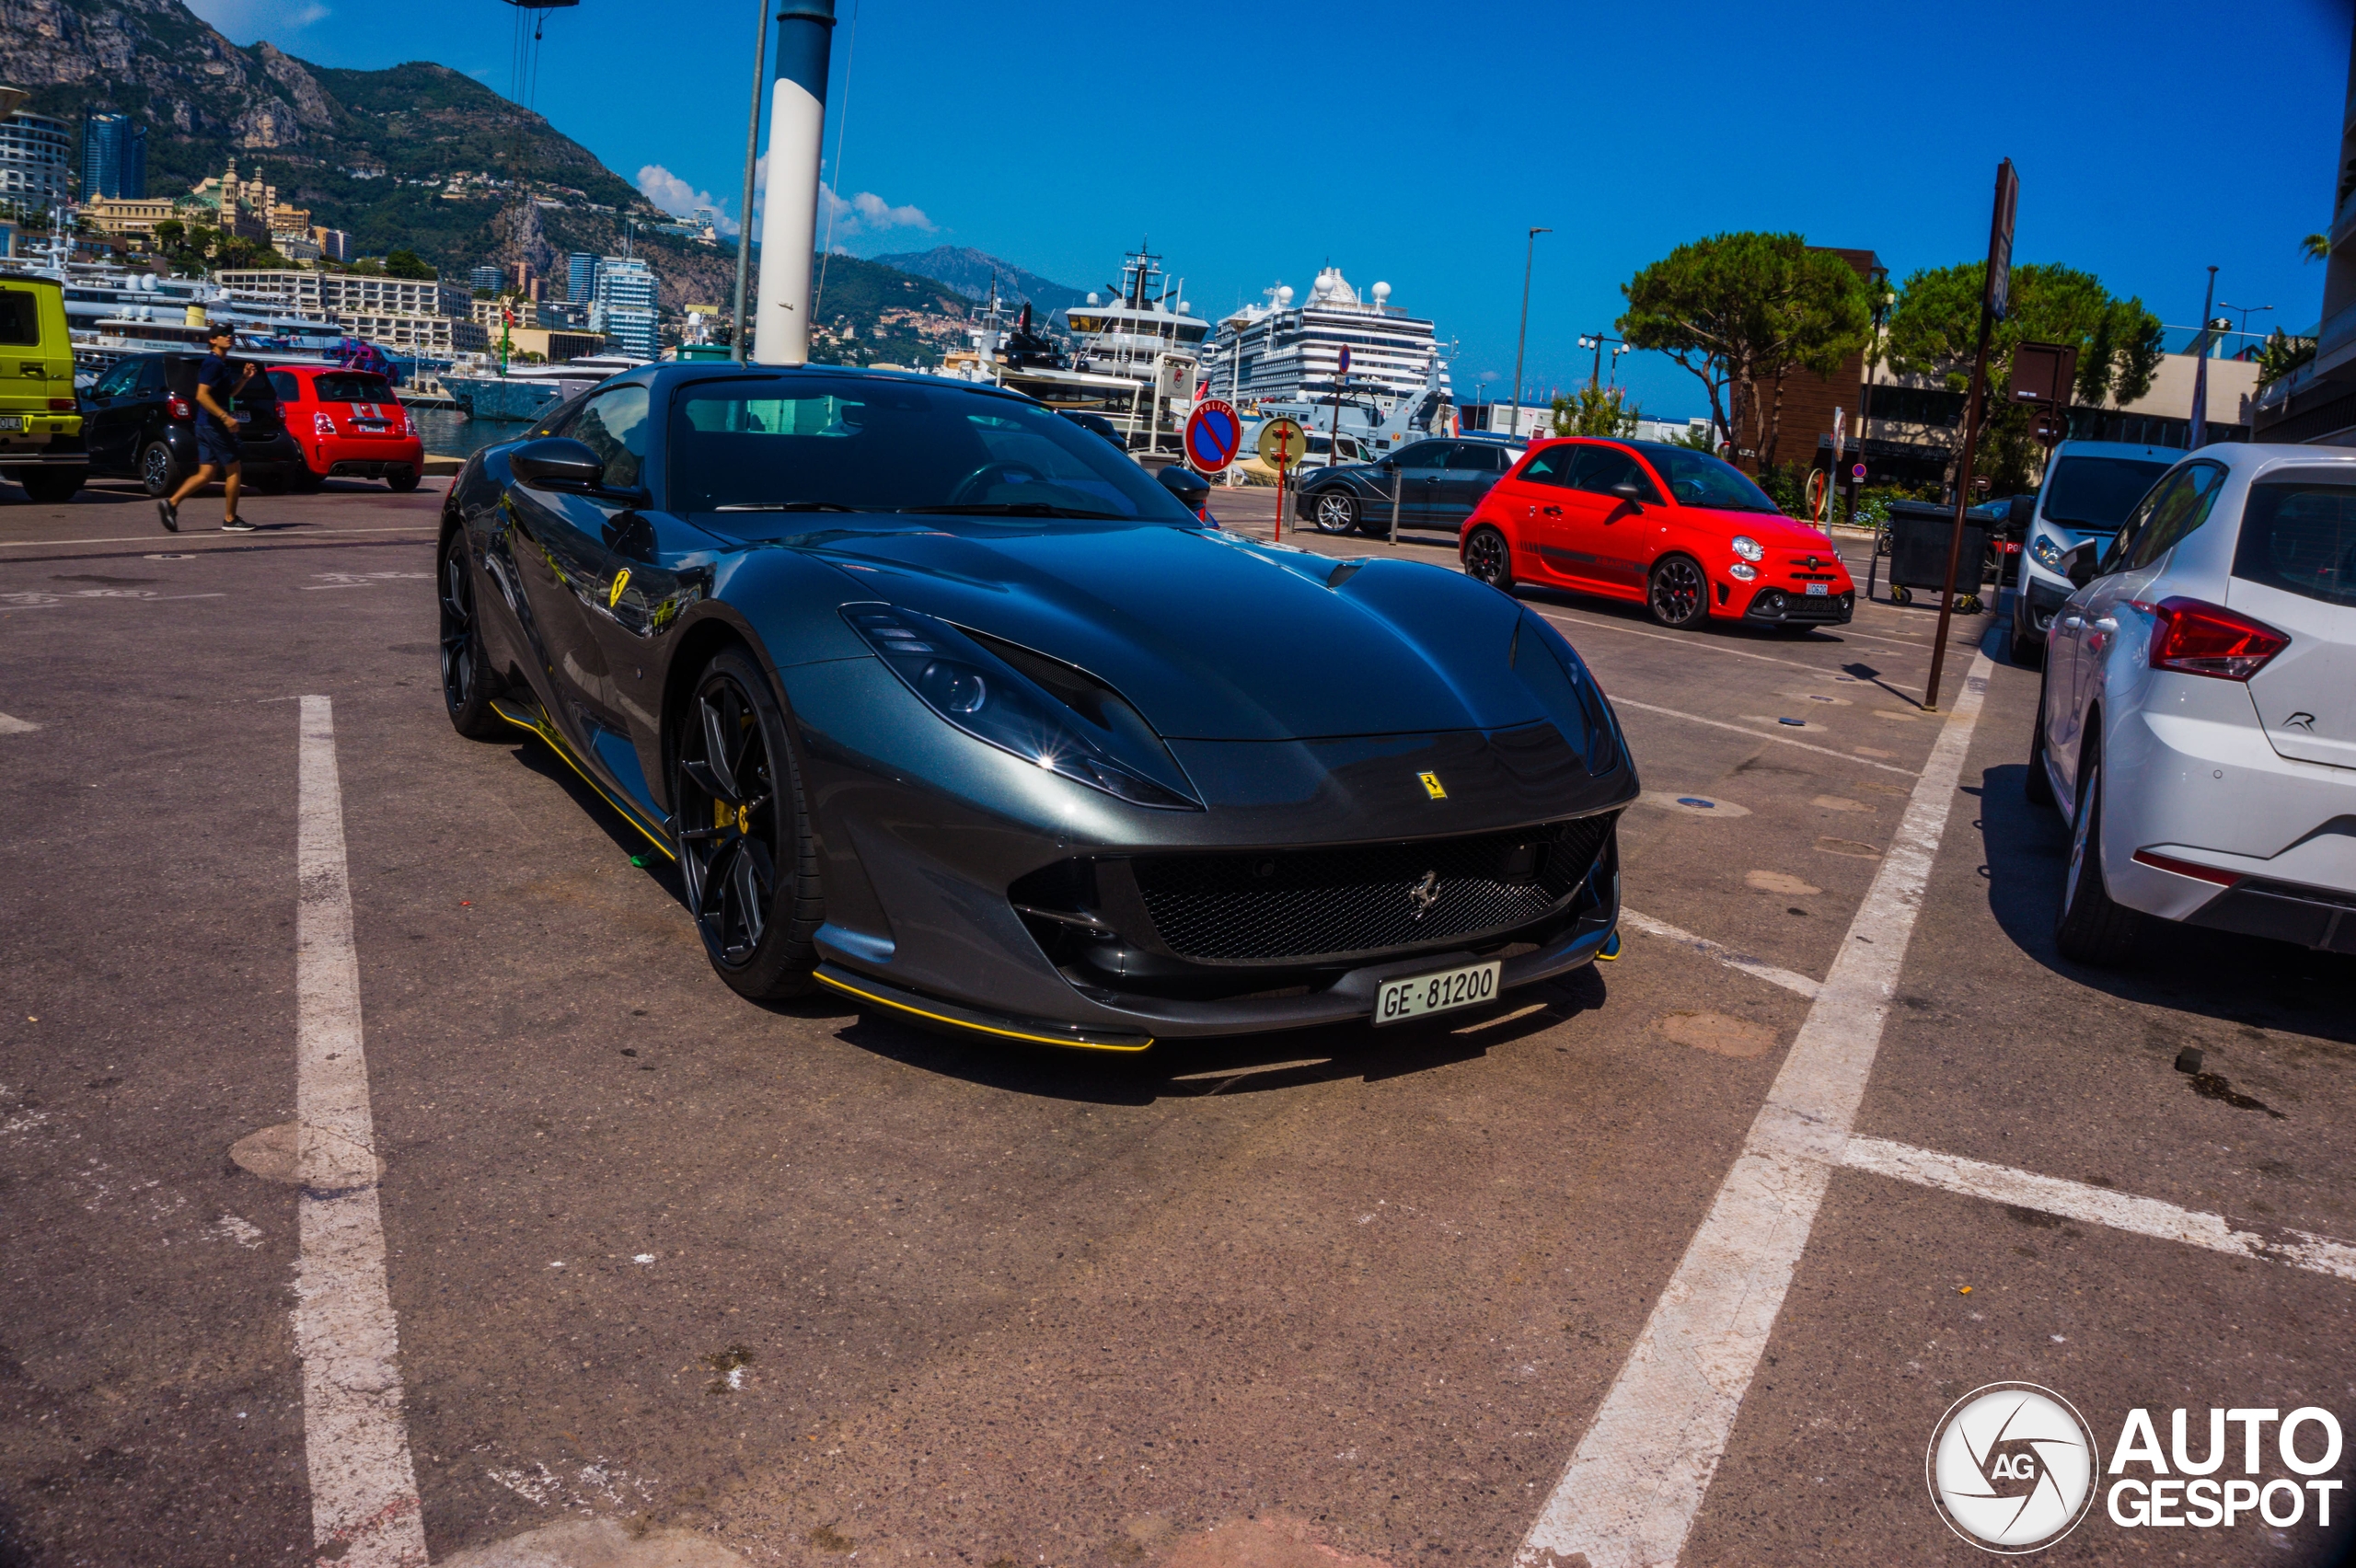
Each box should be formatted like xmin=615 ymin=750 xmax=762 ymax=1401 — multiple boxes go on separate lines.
xmin=2302 ymin=233 xmax=2330 ymax=262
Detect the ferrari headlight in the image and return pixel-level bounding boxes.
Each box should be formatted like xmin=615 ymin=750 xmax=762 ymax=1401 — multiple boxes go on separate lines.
xmin=845 ymin=605 xmax=1201 ymax=811
xmin=1731 ymin=536 xmax=1765 ymax=562
xmin=2029 ymin=533 xmax=2064 ymax=571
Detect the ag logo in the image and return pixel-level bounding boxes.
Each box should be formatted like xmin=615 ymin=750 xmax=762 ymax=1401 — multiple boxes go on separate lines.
xmin=1927 ymin=1383 xmax=2100 ymax=1553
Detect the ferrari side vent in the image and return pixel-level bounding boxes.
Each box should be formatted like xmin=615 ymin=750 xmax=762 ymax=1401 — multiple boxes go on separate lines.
xmin=1129 ymin=813 xmax=1617 ymax=964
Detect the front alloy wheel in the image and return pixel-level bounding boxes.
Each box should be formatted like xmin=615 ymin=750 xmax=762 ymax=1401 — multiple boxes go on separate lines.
xmin=438 ymin=533 xmax=502 ymax=738
xmin=1647 ymin=555 xmax=1709 ymax=629
xmin=674 ymin=649 xmax=821 ymax=998
xmin=1311 ymin=490 xmax=1360 ymax=535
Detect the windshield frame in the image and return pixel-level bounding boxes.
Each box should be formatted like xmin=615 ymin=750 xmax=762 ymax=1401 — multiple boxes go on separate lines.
xmin=662 ymin=371 xmax=1198 ymax=528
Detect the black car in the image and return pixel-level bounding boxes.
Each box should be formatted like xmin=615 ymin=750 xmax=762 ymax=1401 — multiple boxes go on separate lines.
xmin=79 ymin=351 xmax=306 ymax=496
xmin=1293 ymin=435 xmax=1522 ymax=536
xmin=438 ymin=363 xmax=1635 ymax=1050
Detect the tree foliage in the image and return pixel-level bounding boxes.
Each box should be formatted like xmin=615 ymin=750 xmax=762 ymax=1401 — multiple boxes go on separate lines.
xmin=1882 ymin=261 xmax=2163 ymax=492
xmin=384 ymin=248 xmax=437 ymax=280
xmin=2257 ymin=327 xmax=2316 ymax=387
xmin=1550 ymin=385 xmax=1639 ymax=438
xmin=1618 ymin=232 xmax=1871 ymax=468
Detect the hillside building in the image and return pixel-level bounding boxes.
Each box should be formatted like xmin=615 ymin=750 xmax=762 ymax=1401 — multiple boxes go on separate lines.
xmin=79 ymin=112 xmax=144 ymax=200
xmin=591 ymin=255 xmax=658 ymax=360
xmin=565 ymin=251 xmax=599 ymax=304
xmin=0 ymin=106 xmax=71 ymax=212
xmin=215 ymin=268 xmax=486 ymax=355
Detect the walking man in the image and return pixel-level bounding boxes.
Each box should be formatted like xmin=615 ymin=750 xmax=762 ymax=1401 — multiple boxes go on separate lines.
xmin=158 ymin=322 xmax=255 ymax=533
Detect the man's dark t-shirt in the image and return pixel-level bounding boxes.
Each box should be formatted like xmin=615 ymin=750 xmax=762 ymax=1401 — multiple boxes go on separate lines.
xmin=197 ymin=352 xmax=238 ymax=433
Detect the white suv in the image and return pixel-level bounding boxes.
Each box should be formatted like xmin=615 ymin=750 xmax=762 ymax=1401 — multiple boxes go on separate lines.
xmin=2009 ymin=439 xmax=2180 ymax=665
xmin=2029 ymin=444 xmax=2356 ymax=963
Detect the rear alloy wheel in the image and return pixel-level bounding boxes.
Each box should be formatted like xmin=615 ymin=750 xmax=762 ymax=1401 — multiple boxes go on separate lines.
xmin=673 ymin=647 xmax=824 ymax=999
xmin=1647 ymin=554 xmax=1709 ymax=629
xmin=1464 ymin=525 xmax=1514 ymax=591
xmin=437 ymin=531 xmax=503 ymax=739
xmin=140 ymin=440 xmax=181 ymax=498
xmin=2054 ymin=741 xmax=2142 ymax=964
xmin=1310 ymin=490 xmax=1359 ymax=535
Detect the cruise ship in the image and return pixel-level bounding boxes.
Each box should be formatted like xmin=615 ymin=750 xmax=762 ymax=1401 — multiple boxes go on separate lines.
xmin=1205 ymin=266 xmax=1453 ymax=444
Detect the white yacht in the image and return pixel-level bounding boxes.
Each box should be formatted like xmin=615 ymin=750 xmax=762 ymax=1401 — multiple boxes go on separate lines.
xmin=1060 ymin=245 xmax=1209 ymax=383
xmin=1207 ymin=266 xmax=1454 ymax=449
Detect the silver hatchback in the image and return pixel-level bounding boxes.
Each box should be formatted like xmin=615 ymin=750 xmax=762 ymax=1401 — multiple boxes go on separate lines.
xmin=2029 ymin=444 xmax=2356 ymax=963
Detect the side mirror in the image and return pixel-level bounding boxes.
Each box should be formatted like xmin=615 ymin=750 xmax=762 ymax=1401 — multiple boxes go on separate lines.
xmin=2059 ymin=540 xmax=2099 ymax=590
xmin=1611 ymin=478 xmax=1645 ymax=505
xmin=509 ymin=436 xmax=606 ymax=490
xmin=2008 ymin=494 xmax=2036 ymax=531
xmin=1156 ymin=464 xmax=1210 ymax=510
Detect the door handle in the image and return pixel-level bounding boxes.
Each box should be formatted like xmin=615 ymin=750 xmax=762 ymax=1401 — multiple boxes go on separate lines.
xmin=1542 ymin=505 xmax=1561 ymax=516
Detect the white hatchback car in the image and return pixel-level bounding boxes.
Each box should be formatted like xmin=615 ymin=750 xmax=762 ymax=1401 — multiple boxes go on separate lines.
xmin=2030 ymin=443 xmax=2356 ymax=963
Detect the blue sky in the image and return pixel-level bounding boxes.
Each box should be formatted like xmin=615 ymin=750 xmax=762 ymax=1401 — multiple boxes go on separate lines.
xmin=194 ymin=0 xmax=2350 ymax=420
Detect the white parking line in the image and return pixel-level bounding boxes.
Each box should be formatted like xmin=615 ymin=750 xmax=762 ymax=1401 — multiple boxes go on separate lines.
xmin=1611 ymin=698 xmax=1921 ymax=778
xmin=1618 ymin=910 xmax=1821 ymax=999
xmin=1840 ymin=1137 xmax=2356 ymax=1284
xmin=1517 ymin=652 xmax=1992 ymax=1568
xmin=1532 ymin=609 xmax=1848 ymax=674
xmin=293 ymin=696 xmax=428 ymax=1567
xmin=0 ymin=524 xmax=437 ymax=548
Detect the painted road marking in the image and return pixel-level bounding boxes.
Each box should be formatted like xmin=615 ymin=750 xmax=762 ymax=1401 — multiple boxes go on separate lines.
xmin=1611 ymin=698 xmax=1921 ymax=778
xmin=1618 ymin=910 xmax=1820 ymax=1000
xmin=1517 ymin=652 xmax=1992 ymax=1568
xmin=0 ymin=524 xmax=438 ymax=548
xmin=294 ymin=696 xmax=429 ymax=1567
xmin=1841 ymin=1137 xmax=2356 ymax=1284
xmin=0 ymin=712 xmax=36 ymax=733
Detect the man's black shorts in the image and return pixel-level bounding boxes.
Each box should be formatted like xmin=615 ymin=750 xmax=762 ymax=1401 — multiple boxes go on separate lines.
xmin=196 ymin=422 xmax=241 ymax=469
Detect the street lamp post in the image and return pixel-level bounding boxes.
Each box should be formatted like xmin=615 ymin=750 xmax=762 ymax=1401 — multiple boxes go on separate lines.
xmin=1511 ymin=226 xmax=1549 ymax=439
xmin=1576 ymin=331 xmax=1626 ymax=390
xmin=752 ymin=0 xmax=838 ymax=366
xmin=2219 ymin=300 xmax=2272 ymax=349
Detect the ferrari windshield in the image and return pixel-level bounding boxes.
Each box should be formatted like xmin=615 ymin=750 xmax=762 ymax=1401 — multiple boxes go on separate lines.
xmin=668 ymin=376 xmax=1195 ymax=522
xmin=1635 ymin=445 xmax=1782 ymax=513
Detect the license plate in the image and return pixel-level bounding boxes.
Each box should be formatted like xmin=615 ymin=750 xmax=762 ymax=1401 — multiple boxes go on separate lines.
xmin=236 ymin=410 xmax=251 ymax=424
xmin=1375 ymin=960 xmax=1502 ymax=1025
xmin=1806 ymin=582 xmax=1830 ymax=595
xmin=0 ymin=415 xmax=20 ymax=432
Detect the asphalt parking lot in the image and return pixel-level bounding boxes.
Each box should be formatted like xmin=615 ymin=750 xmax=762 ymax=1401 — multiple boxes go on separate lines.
xmin=2 ymin=476 xmax=2350 ymax=1568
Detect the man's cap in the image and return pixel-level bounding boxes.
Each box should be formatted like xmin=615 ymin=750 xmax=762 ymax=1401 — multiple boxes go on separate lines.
xmin=205 ymin=320 xmax=235 ymax=340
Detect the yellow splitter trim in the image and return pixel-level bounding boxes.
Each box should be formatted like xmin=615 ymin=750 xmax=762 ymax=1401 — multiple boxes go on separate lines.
xmin=815 ymin=971 xmax=1153 ymax=1054
xmin=490 ymin=699 xmax=677 ymax=861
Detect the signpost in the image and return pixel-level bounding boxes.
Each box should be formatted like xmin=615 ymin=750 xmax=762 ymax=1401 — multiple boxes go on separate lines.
xmin=1923 ymin=157 xmax=2017 ymax=714
xmin=1258 ymin=417 xmax=1306 ymax=543
xmin=1184 ymin=398 xmax=1243 ymax=474
xmin=1327 ymin=345 xmax=1351 ymax=467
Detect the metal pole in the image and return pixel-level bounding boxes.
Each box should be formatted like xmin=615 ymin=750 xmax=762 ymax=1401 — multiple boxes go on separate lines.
xmin=727 ymin=0 xmax=768 ymax=363
xmin=1511 ymin=226 xmax=1548 ymax=440
xmin=1389 ymin=461 xmax=1402 ymax=546
xmin=1924 ymin=303 xmax=1997 ymax=711
xmin=752 ymin=0 xmax=837 ymax=365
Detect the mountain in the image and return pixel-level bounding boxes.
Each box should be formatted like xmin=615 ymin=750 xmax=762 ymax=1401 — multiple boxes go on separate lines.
xmin=868 ymin=246 xmax=1090 ymax=316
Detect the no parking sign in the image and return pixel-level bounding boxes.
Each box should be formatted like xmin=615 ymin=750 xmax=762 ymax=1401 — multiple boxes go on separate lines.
xmin=1184 ymin=398 xmax=1243 ymax=473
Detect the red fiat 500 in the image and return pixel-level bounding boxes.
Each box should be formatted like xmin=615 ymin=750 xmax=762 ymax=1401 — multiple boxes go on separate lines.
xmin=265 ymin=363 xmax=425 ymax=492
xmin=1461 ymin=438 xmax=1855 ymax=630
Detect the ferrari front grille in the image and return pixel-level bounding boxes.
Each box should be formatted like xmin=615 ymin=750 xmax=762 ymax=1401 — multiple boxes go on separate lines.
xmin=1128 ymin=813 xmax=1616 ymax=964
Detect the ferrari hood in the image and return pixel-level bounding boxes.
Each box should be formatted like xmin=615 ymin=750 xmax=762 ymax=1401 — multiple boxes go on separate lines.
xmin=785 ymin=520 xmax=1543 ymax=742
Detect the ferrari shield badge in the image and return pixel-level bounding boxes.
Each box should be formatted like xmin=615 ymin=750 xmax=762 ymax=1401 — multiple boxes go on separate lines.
xmin=1418 ymin=771 xmax=1447 ymax=800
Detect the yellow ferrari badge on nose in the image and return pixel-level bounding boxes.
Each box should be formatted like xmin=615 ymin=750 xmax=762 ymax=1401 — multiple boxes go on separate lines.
xmin=607 ymin=568 xmax=631 ymax=608
xmin=1418 ymin=771 xmax=1447 ymax=800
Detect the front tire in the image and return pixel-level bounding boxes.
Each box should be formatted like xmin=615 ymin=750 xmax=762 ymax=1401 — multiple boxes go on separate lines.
xmin=1463 ymin=525 xmax=1513 ymax=590
xmin=673 ymin=647 xmax=824 ymax=1000
xmin=140 ymin=440 xmax=181 ymax=499
xmin=19 ymin=467 xmax=84 ymax=504
xmin=2054 ymin=738 xmax=2141 ymax=964
xmin=1647 ymin=554 xmax=1709 ymax=629
xmin=2025 ymin=675 xmax=2056 ymax=807
xmin=1310 ymin=489 xmax=1359 ymax=535
xmin=437 ymin=531 xmax=504 ymax=740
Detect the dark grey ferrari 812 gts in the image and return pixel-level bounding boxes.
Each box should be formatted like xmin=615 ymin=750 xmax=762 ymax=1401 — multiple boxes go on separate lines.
xmin=437 ymin=363 xmax=1638 ymax=1051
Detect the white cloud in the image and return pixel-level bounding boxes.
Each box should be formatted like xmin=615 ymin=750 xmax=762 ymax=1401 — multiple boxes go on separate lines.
xmin=636 ymin=164 xmax=738 ymax=236
xmin=641 ymin=158 xmax=932 ymax=248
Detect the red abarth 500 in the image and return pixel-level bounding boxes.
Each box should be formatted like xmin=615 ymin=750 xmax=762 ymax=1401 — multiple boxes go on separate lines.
xmin=265 ymin=363 xmax=425 ymax=492
xmin=1460 ymin=437 xmax=1855 ymax=630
